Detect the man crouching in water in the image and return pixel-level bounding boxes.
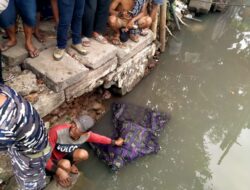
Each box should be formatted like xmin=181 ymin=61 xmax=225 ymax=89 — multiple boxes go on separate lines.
xmin=109 ymin=0 xmax=152 ymax=44
xmin=46 ymin=115 xmax=124 ymax=187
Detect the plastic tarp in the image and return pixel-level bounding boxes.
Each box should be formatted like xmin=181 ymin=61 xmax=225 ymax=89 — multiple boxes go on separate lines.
xmin=90 ymin=103 xmax=170 ymax=170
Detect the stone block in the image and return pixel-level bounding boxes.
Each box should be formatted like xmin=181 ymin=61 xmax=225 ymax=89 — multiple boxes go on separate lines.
xmin=67 ymin=39 xmax=117 ymax=69
xmin=65 ymin=57 xmax=118 ymax=101
xmin=104 ymin=44 xmax=154 ymax=95
xmin=6 ymin=70 xmax=39 ymax=96
xmin=188 ymin=0 xmax=212 ymax=13
xmin=24 ymin=47 xmax=89 ymax=92
xmin=2 ymin=33 xmax=56 ymax=66
xmin=33 ymin=88 xmax=65 ymax=118
xmin=116 ymin=29 xmax=154 ymax=64
xmin=213 ymin=0 xmax=228 ymax=12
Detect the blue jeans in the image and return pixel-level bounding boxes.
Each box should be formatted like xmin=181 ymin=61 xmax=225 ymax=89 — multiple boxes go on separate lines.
xmin=0 ymin=0 xmax=36 ymax=28
xmin=82 ymin=0 xmax=111 ymax=38
xmin=57 ymin=0 xmax=85 ymax=49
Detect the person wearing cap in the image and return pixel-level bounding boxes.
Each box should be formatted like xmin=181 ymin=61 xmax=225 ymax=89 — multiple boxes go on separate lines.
xmin=45 ymin=115 xmax=124 ymax=187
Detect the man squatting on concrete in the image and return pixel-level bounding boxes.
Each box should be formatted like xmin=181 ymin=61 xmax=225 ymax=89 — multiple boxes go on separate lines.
xmin=0 ymin=84 xmax=51 ymax=190
xmin=46 ymin=115 xmax=124 ymax=187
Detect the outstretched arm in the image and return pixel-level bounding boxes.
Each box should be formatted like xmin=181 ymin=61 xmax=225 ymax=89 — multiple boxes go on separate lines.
xmin=86 ymin=132 xmax=124 ymax=146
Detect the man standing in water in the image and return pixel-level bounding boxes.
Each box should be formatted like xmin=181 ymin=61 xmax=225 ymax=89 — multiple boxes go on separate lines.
xmin=46 ymin=115 xmax=124 ymax=187
xmin=0 ymin=84 xmax=50 ymax=190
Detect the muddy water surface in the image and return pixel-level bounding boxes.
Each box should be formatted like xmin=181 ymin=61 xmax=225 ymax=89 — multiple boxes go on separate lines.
xmin=74 ymin=2 xmax=250 ymax=190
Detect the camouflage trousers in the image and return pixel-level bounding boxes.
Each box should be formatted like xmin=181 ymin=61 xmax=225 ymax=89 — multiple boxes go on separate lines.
xmin=8 ymin=147 xmax=50 ymax=190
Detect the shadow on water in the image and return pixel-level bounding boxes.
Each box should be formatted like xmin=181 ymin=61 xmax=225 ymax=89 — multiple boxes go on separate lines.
xmin=73 ymin=1 xmax=250 ymax=190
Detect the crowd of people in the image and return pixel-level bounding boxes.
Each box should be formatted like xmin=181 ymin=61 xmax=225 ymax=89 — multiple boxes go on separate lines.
xmin=0 ymin=0 xmax=162 ymax=60
xmin=0 ymin=0 xmax=163 ymax=189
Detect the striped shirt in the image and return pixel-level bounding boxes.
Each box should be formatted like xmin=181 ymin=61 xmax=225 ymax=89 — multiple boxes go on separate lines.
xmin=0 ymin=84 xmax=48 ymax=154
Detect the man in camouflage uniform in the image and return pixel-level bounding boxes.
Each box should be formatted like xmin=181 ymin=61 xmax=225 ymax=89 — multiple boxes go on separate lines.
xmin=0 ymin=84 xmax=50 ymax=190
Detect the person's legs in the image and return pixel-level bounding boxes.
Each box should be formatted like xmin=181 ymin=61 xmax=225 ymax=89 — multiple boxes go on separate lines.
xmin=53 ymin=0 xmax=75 ymax=60
xmin=138 ymin=16 xmax=152 ymax=29
xmin=70 ymin=149 xmax=88 ymax=174
xmin=0 ymin=0 xmax=17 ymax=51
xmin=94 ymin=0 xmax=111 ymax=34
xmin=56 ymin=159 xmax=72 ymax=187
xmin=34 ymin=0 xmax=46 ymax=43
xmin=50 ymin=0 xmax=59 ymax=26
xmin=108 ymin=15 xmax=127 ymax=45
xmin=57 ymin=0 xmax=75 ymax=49
xmin=71 ymin=0 xmax=85 ymax=45
xmin=16 ymin=0 xmax=39 ymax=58
xmin=82 ymin=0 xmax=97 ymax=38
xmin=71 ymin=0 xmax=88 ymax=55
xmin=8 ymin=147 xmax=48 ymax=190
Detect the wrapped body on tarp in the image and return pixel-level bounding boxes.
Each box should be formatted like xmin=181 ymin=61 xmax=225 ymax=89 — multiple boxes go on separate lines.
xmin=90 ymin=103 xmax=170 ymax=170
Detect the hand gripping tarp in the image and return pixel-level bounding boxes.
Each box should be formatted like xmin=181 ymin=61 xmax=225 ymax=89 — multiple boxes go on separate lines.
xmin=90 ymin=103 xmax=170 ymax=170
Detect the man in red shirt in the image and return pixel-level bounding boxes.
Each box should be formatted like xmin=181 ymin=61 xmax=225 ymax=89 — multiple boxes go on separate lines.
xmin=46 ymin=115 xmax=124 ymax=187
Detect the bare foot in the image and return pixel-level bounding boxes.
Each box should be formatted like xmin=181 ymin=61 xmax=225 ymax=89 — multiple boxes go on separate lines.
xmin=70 ymin=164 xmax=79 ymax=174
xmin=25 ymin=43 xmax=39 ymax=58
xmin=0 ymin=40 xmax=17 ymax=51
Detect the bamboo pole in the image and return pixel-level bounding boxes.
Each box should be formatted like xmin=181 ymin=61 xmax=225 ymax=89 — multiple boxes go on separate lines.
xmin=151 ymin=13 xmax=158 ymax=40
xmin=159 ymin=0 xmax=167 ymax=52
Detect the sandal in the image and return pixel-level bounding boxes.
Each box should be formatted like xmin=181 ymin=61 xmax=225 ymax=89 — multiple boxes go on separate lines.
xmin=111 ymin=37 xmax=122 ymax=45
xmin=82 ymin=37 xmax=91 ymax=47
xmin=0 ymin=42 xmax=17 ymax=52
xmin=129 ymin=34 xmax=139 ymax=42
xmin=94 ymin=34 xmax=108 ymax=44
xmin=140 ymin=29 xmax=148 ymax=36
xmin=33 ymin=31 xmax=46 ymax=43
xmin=28 ymin=48 xmax=39 ymax=58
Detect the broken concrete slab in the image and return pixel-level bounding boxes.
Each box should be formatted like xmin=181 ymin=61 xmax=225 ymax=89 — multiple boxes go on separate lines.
xmin=104 ymin=44 xmax=155 ymax=95
xmin=67 ymin=39 xmax=117 ymax=69
xmin=33 ymin=88 xmax=65 ymax=118
xmin=24 ymin=47 xmax=89 ymax=92
xmin=188 ymin=0 xmax=212 ymax=13
xmin=6 ymin=70 xmax=39 ymax=96
xmin=116 ymin=29 xmax=154 ymax=64
xmin=212 ymin=0 xmax=228 ymax=12
xmin=65 ymin=57 xmax=117 ymax=101
xmin=2 ymin=33 xmax=56 ymax=67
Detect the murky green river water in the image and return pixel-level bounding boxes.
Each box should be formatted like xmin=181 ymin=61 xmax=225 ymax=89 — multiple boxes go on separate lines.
xmin=74 ymin=2 xmax=250 ymax=190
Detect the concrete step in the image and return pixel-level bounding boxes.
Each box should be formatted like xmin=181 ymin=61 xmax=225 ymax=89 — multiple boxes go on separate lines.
xmin=116 ymin=29 xmax=154 ymax=64
xmin=1 ymin=21 xmax=56 ymax=66
xmin=189 ymin=0 xmax=213 ymax=13
xmin=24 ymin=47 xmax=89 ymax=92
xmin=67 ymin=38 xmax=118 ymax=69
xmin=65 ymin=57 xmax=118 ymax=101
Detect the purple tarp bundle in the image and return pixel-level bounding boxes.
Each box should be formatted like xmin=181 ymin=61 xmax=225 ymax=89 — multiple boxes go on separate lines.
xmin=90 ymin=103 xmax=170 ymax=170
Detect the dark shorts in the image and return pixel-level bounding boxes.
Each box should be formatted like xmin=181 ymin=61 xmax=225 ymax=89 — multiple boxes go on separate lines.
xmin=0 ymin=0 xmax=36 ymax=28
xmin=46 ymin=152 xmax=75 ymax=176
